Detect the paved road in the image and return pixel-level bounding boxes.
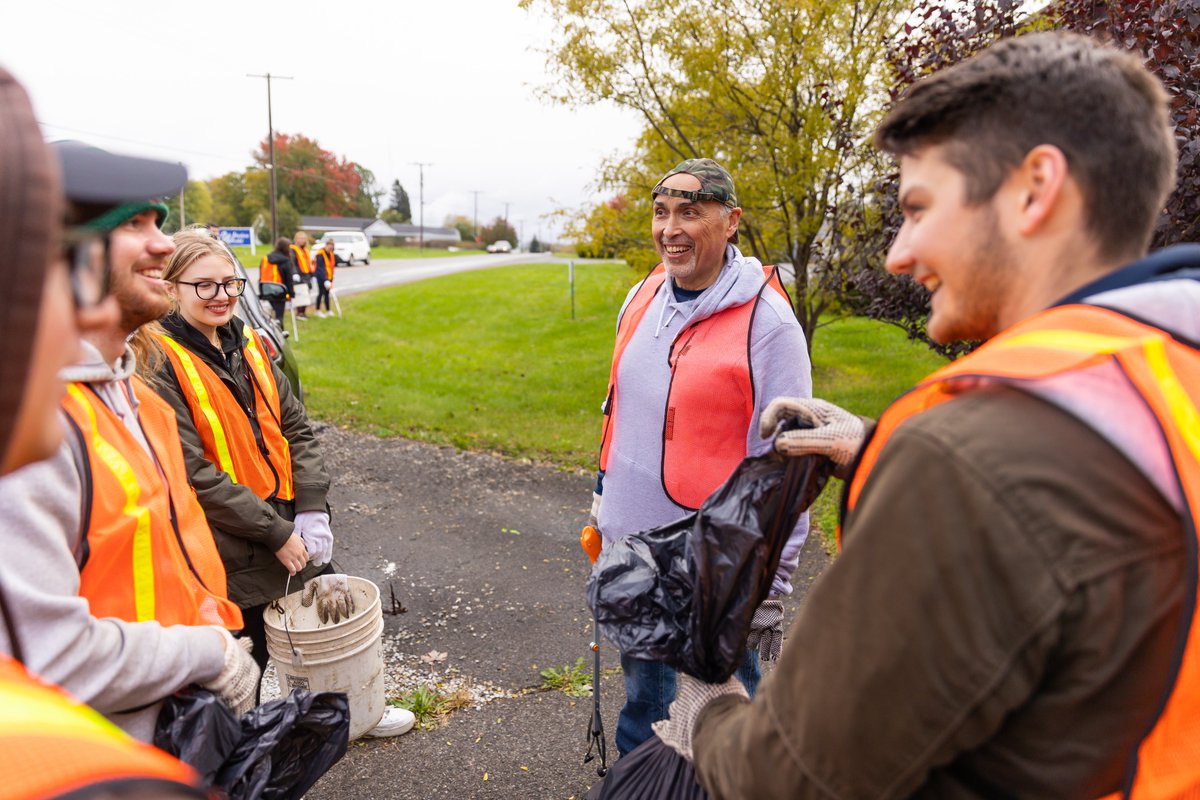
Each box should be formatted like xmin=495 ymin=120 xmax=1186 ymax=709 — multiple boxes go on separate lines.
xmin=248 ymin=251 xmax=574 ymax=298
xmin=300 ymin=425 xmax=832 ymax=800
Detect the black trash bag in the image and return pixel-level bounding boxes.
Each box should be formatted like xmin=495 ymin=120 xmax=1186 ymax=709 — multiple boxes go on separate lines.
xmin=155 ymin=688 xmax=350 ymax=800
xmin=585 ymin=737 xmax=708 ymax=800
xmin=587 ymin=450 xmax=830 ymax=683
xmin=153 ymin=686 xmax=242 ymax=783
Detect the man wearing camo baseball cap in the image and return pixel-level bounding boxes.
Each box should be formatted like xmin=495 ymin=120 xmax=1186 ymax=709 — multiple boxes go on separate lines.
xmin=589 ymin=156 xmax=813 ymax=756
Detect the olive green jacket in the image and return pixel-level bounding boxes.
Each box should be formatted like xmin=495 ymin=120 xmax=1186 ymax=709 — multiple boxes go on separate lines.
xmin=150 ymin=314 xmax=328 ymax=607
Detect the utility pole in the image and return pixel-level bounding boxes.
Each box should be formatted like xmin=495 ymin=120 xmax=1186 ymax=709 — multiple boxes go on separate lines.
xmin=410 ymin=161 xmax=432 ymax=256
xmin=503 ymin=201 xmax=511 ymax=223
xmin=471 ymin=190 xmax=482 ymax=244
xmin=247 ymin=72 xmax=293 ymax=243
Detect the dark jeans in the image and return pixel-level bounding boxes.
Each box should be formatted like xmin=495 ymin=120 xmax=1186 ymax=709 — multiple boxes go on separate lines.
xmin=315 ymin=280 xmax=331 ymax=311
xmin=615 ymin=647 xmax=762 ymax=757
xmin=268 ymin=297 xmax=286 ymax=322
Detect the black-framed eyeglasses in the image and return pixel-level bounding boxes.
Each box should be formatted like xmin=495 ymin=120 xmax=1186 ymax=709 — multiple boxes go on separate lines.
xmin=63 ymin=227 xmax=110 ymax=309
xmin=175 ymin=278 xmax=247 ymax=299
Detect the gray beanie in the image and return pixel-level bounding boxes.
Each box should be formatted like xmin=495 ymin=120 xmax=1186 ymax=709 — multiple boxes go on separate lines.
xmin=0 ymin=66 xmax=61 ymax=462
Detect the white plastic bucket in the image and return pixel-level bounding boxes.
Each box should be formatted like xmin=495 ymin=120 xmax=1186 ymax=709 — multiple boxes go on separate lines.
xmin=263 ymin=576 xmax=386 ymax=740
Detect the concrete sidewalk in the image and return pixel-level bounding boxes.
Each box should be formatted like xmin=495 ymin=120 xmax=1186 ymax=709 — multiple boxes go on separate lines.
xmin=304 ymin=425 xmax=831 ymax=800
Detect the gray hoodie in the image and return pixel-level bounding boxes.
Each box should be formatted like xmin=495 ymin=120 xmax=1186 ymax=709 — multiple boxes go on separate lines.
xmin=0 ymin=341 xmax=226 ymax=741
xmin=598 ymin=246 xmax=812 ymax=595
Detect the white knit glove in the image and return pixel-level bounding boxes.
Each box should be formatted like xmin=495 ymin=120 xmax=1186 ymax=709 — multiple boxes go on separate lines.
xmin=653 ymin=673 xmax=749 ymax=761
xmin=303 ymin=574 xmax=356 ymax=624
xmin=760 ymin=397 xmax=868 ymax=475
xmin=294 ymin=511 xmax=334 ymax=566
xmin=323 ymin=280 xmax=332 ymax=289
xmin=746 ymin=599 xmax=784 ymax=662
xmin=203 ymin=627 xmax=260 ymax=716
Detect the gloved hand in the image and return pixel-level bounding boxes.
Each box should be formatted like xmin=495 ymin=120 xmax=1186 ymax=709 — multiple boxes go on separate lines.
xmin=303 ymin=574 xmax=356 ymax=624
xmin=324 ymin=280 xmax=332 ymax=289
xmin=760 ymin=397 xmax=869 ymax=477
xmin=652 ymin=673 xmax=748 ymax=761
xmin=294 ymin=511 xmax=334 ymax=566
xmin=746 ymin=599 xmax=784 ymax=662
xmin=204 ymin=627 xmax=261 ymax=716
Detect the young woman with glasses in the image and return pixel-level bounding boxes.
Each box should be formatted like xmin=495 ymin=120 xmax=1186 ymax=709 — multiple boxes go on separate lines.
xmin=137 ymin=227 xmax=334 ymax=675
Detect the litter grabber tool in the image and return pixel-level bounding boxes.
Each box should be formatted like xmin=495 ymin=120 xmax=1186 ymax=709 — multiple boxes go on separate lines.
xmin=581 ymin=524 xmax=609 ymax=778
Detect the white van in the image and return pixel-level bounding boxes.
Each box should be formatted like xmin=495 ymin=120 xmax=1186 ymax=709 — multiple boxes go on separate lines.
xmin=318 ymin=231 xmax=371 ymax=265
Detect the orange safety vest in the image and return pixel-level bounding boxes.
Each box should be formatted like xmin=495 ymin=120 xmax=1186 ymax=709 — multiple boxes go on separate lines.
xmin=259 ymin=254 xmax=284 ymax=285
xmin=157 ymin=328 xmax=295 ymax=502
xmin=599 ymin=263 xmax=792 ymax=509
xmin=0 ymin=658 xmax=202 ymax=799
xmin=315 ymin=248 xmax=335 ymax=282
xmin=291 ymin=243 xmax=313 ymax=275
xmin=60 ymin=380 xmax=242 ymax=629
xmin=843 ymin=304 xmax=1200 ymax=799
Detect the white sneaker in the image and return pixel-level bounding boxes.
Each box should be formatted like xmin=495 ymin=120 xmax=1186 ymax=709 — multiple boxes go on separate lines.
xmin=364 ymin=706 xmax=415 ymax=738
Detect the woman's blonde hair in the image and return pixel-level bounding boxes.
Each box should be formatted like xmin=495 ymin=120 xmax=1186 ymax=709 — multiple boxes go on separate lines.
xmin=132 ymin=225 xmax=241 ymax=384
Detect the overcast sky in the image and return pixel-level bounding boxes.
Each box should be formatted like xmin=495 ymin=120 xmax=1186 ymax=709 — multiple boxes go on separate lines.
xmin=2 ymin=1 xmax=642 ymax=242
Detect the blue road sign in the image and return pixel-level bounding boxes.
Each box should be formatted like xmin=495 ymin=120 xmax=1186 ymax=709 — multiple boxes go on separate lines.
xmin=219 ymin=227 xmax=254 ymax=247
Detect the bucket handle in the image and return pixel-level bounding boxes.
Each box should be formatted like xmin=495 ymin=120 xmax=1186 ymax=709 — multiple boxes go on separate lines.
xmin=279 ymin=572 xmax=304 ymax=667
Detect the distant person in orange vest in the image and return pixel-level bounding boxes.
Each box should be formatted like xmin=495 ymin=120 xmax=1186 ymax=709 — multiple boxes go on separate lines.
xmin=314 ymin=237 xmax=336 ymax=317
xmin=290 ymin=230 xmax=314 ymax=318
xmin=0 ymin=139 xmax=259 ymax=743
xmin=259 ymin=236 xmax=295 ymax=321
xmin=0 ymin=66 xmax=206 ymax=800
xmin=592 ymin=157 xmax=811 ymax=757
xmin=654 ymin=32 xmax=1199 ymax=798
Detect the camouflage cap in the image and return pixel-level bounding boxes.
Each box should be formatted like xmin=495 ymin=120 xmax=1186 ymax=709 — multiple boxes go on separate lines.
xmin=651 ymin=158 xmax=738 ymax=209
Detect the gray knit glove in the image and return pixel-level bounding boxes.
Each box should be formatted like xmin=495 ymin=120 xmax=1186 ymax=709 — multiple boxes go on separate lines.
xmin=652 ymin=673 xmax=749 ymax=761
xmin=760 ymin=397 xmax=868 ymax=478
xmin=204 ymin=627 xmax=260 ymax=716
xmin=746 ymin=599 xmax=784 ymax=662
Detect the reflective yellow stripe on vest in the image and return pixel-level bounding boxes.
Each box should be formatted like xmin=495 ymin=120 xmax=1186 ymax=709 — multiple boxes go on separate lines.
xmin=991 ymin=328 xmax=1200 ymax=463
xmin=65 ymin=385 xmax=155 ymax=622
xmin=161 ymin=335 xmax=239 ymax=482
xmin=242 ymin=329 xmax=293 ymax=498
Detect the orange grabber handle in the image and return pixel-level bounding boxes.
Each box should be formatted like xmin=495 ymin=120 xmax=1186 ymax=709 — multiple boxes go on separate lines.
xmin=581 ymin=525 xmax=602 ymax=565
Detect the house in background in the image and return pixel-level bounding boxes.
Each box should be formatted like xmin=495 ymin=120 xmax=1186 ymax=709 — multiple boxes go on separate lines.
xmin=299 ymin=216 xmax=463 ymax=247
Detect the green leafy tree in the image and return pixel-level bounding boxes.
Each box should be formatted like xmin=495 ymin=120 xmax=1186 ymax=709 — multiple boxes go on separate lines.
xmin=389 ymin=180 xmax=412 ymax=223
xmin=524 ymin=0 xmax=909 ymax=349
xmin=207 ymin=171 xmax=251 ymax=227
xmin=567 ymin=193 xmax=658 ymax=270
xmin=480 ymin=216 xmax=517 ymax=245
xmin=444 ymin=214 xmax=476 ymax=242
xmin=162 ymin=180 xmax=213 ymax=235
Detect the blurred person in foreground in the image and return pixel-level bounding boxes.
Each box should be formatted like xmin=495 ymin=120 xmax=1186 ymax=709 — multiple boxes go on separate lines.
xmin=654 ymin=31 xmax=1200 ymax=798
xmin=0 ymin=138 xmax=258 ymax=743
xmin=0 ymin=65 xmax=207 ymax=799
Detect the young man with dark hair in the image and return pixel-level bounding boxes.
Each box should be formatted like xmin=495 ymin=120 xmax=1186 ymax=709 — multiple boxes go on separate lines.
xmin=654 ymin=32 xmax=1199 ymax=797
xmin=0 ymin=142 xmax=259 ymax=742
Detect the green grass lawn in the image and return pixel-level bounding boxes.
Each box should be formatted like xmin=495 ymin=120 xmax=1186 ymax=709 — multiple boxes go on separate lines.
xmin=293 ymin=262 xmax=946 ymax=549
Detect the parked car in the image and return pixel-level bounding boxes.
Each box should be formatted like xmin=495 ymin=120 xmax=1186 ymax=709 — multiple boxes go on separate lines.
xmin=486 ymin=239 xmax=512 ymax=253
xmin=232 ymin=255 xmax=304 ymax=401
xmin=317 ymin=231 xmax=371 ymax=265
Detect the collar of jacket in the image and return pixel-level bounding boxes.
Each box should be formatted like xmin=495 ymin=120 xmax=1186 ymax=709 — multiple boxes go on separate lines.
xmin=1054 ymin=244 xmax=1200 ymax=307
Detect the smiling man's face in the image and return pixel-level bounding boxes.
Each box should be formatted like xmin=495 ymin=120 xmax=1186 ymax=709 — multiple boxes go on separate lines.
xmin=107 ymin=208 xmax=176 ymax=333
xmin=652 ymin=172 xmax=741 ymax=291
xmin=885 ymin=145 xmax=1018 ymax=344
